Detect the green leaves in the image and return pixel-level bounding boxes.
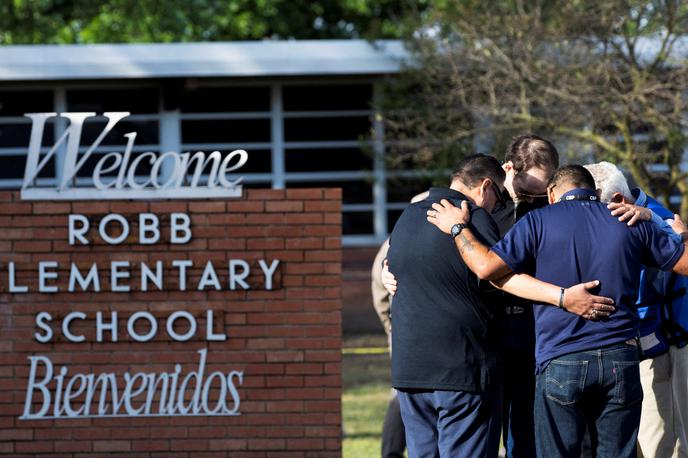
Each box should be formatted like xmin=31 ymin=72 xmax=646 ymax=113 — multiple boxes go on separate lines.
xmin=0 ymin=0 xmax=421 ymax=44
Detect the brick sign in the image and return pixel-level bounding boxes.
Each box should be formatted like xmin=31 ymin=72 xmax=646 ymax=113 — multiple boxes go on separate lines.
xmin=0 ymin=189 xmax=342 ymax=456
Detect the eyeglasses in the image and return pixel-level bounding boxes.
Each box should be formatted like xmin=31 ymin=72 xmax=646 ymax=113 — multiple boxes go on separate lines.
xmin=516 ymin=190 xmax=548 ymax=200
xmin=489 ymin=181 xmax=507 ymax=213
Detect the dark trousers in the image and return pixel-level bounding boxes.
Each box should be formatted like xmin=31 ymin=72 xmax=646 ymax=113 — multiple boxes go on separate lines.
xmin=398 ymin=388 xmax=493 ymax=458
xmin=501 ymin=348 xmax=536 ymax=458
xmin=495 ymin=314 xmax=536 ymax=458
xmin=534 ymin=343 xmax=643 ymax=458
xmin=381 ymin=393 xmax=405 ymax=458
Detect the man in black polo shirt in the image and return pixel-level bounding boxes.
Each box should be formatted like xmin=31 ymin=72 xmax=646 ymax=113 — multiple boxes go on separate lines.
xmin=387 ymin=154 xmax=505 ymax=457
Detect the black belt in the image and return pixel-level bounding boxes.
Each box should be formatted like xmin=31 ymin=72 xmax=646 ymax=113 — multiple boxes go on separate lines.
xmin=504 ymin=306 xmax=525 ymax=315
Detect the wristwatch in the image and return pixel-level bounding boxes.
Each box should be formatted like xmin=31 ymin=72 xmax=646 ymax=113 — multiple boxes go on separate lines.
xmin=450 ymin=223 xmax=467 ymax=239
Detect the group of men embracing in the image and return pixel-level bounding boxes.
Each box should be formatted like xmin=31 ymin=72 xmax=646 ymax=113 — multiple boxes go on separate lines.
xmin=380 ymin=135 xmax=688 ymax=458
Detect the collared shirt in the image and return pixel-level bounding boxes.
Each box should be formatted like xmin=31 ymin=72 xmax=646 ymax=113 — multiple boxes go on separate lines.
xmin=388 ymin=187 xmax=501 ymax=391
xmin=491 ymin=188 xmax=685 ymax=372
xmin=492 ymin=194 xmax=548 ymax=237
xmin=632 ymin=188 xmax=681 ymax=242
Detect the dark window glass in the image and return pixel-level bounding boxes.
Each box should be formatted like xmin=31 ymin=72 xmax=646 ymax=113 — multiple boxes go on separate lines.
xmin=66 ymin=89 xmax=158 ymax=113
xmin=386 ymin=177 xmax=434 ymax=203
xmin=287 ymin=180 xmax=372 ymax=204
xmin=285 ymin=148 xmax=372 ymax=172
xmin=284 ymin=117 xmax=370 ymax=142
xmin=236 ymin=149 xmax=270 ymax=173
xmin=387 ymin=209 xmax=405 ymax=232
xmin=0 ymin=155 xmax=26 ymax=180
xmin=0 ymin=90 xmax=53 ymax=116
xmin=0 ymin=121 xmax=54 ymax=147
xmin=0 ymin=154 xmax=55 ymax=180
xmin=191 ymin=149 xmax=270 ymax=174
xmin=180 ymin=87 xmax=270 ymax=112
xmin=343 ymin=211 xmax=374 ymax=235
xmin=283 ymin=85 xmax=372 ymax=111
xmin=36 ymin=155 xmax=56 ymax=179
xmin=75 ymin=151 xmax=159 ymax=178
xmin=80 ymin=120 xmax=159 ymax=146
xmin=182 ymin=119 xmax=270 ymax=143
xmin=243 ymin=182 xmax=272 ymax=189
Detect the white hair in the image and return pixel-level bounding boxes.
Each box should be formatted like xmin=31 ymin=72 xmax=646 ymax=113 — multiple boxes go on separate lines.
xmin=583 ymin=161 xmax=632 ymax=203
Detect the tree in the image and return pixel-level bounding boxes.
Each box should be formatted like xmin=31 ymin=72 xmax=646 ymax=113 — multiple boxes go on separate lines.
xmin=0 ymin=0 xmax=426 ymax=44
xmin=383 ymin=0 xmax=688 ymax=216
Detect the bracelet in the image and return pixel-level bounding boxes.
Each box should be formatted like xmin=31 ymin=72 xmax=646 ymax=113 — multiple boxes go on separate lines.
xmin=558 ymin=287 xmax=565 ymax=309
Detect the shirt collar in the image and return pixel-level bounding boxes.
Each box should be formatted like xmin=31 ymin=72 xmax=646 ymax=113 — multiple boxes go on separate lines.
xmin=558 ymin=188 xmax=598 ymax=202
xmin=631 ymin=188 xmax=647 ymax=207
xmin=428 ymin=187 xmax=468 ymax=201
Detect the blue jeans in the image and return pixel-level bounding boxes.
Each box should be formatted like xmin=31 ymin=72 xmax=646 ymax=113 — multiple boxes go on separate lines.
xmin=398 ymin=389 xmax=494 ymax=458
xmin=534 ymin=342 xmax=643 ymax=458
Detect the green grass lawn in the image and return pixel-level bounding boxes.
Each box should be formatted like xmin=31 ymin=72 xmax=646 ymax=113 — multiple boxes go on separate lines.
xmin=342 ymin=335 xmax=505 ymax=458
xmin=342 ymin=334 xmax=397 ymax=458
xmin=343 ymin=384 xmax=390 ymax=457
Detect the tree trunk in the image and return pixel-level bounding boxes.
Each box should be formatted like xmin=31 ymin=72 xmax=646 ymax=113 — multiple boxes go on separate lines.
xmin=678 ymin=181 xmax=688 ymax=221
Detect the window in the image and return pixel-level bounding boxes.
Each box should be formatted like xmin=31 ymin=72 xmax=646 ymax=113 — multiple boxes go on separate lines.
xmin=66 ymin=88 xmax=158 ymax=113
xmin=182 ymin=119 xmax=270 ymax=144
xmin=0 ymin=122 xmax=53 ymax=147
xmin=0 ymin=90 xmax=55 ymax=185
xmin=282 ymin=83 xmax=378 ymax=242
xmin=283 ymin=84 xmax=372 ymax=111
xmin=180 ymin=86 xmax=270 ymax=113
xmin=284 ymin=117 xmax=371 ymax=142
xmin=285 ymin=148 xmax=372 ymax=172
xmin=0 ymin=90 xmax=53 ymax=115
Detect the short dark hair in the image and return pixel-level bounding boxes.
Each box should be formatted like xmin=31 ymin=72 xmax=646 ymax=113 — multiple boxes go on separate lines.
xmin=451 ymin=154 xmax=505 ymax=188
xmin=505 ymin=134 xmax=559 ymax=173
xmin=548 ymin=165 xmax=596 ymax=191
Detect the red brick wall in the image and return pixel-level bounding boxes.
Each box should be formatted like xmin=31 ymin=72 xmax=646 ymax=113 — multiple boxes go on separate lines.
xmin=0 ymin=189 xmax=342 ymax=457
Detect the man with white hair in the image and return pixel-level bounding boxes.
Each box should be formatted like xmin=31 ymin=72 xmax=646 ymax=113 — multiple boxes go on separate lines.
xmin=584 ymin=161 xmax=688 ymax=458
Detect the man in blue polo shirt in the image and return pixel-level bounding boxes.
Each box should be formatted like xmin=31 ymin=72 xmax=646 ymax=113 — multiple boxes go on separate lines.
xmin=426 ymin=164 xmax=688 ymax=458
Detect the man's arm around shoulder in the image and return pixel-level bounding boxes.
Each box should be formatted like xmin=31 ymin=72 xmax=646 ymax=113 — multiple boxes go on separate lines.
xmin=427 ymin=199 xmax=512 ymax=281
